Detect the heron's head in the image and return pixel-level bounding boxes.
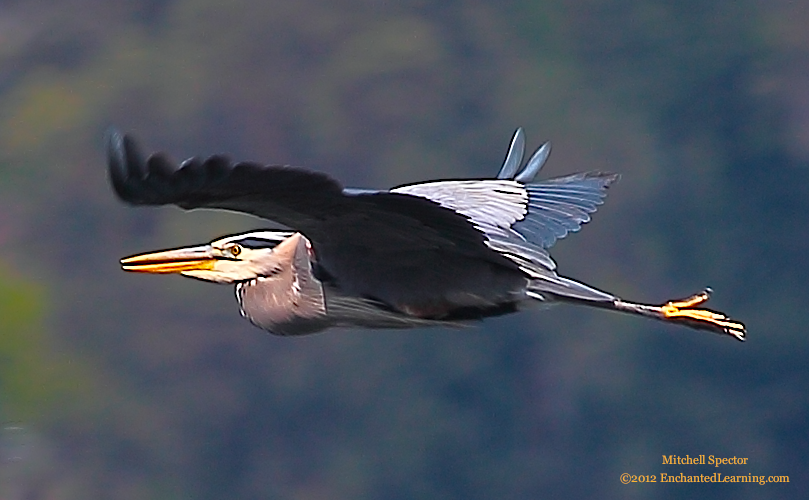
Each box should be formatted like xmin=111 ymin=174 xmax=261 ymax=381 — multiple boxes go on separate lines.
xmin=120 ymin=230 xmax=297 ymax=283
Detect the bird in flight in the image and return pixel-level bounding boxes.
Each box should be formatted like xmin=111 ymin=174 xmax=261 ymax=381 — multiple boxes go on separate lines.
xmin=108 ymin=128 xmax=745 ymax=340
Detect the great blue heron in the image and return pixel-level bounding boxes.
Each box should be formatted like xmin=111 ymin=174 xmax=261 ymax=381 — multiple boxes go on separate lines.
xmin=109 ymin=128 xmax=745 ymax=340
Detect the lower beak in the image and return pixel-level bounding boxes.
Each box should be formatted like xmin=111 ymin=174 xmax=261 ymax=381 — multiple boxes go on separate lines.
xmin=120 ymin=245 xmax=216 ymax=274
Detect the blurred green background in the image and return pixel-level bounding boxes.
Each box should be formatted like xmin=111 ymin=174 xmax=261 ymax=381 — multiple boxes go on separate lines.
xmin=1 ymin=0 xmax=806 ymax=498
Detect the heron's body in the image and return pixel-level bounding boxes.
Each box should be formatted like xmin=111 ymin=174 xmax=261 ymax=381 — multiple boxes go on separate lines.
xmin=111 ymin=129 xmax=745 ymax=340
xmin=218 ymin=231 xmax=442 ymax=335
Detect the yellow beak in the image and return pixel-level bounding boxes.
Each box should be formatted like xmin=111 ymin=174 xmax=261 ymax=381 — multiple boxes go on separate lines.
xmin=120 ymin=245 xmax=216 ymax=274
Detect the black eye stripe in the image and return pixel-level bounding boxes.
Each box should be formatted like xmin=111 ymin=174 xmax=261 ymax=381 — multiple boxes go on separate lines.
xmin=213 ymin=231 xmax=294 ymax=249
xmin=234 ymin=238 xmax=284 ymax=249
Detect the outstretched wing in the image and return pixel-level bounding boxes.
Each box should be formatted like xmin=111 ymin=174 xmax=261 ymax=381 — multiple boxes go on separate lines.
xmin=488 ymin=129 xmax=619 ymax=249
xmin=393 ymin=173 xmax=617 ymax=256
xmin=393 ymin=132 xmax=617 ymax=305
xmin=392 ymin=175 xmax=617 ymax=303
xmin=108 ymin=130 xmax=346 ymax=228
xmin=107 ymin=130 xmax=525 ymax=310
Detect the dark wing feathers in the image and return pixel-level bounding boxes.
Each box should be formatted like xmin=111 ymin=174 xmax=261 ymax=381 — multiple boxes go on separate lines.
xmin=107 ymin=130 xmax=524 ymax=309
xmin=109 ymin=131 xmax=347 ymax=226
xmin=108 ymin=130 xmax=492 ymax=254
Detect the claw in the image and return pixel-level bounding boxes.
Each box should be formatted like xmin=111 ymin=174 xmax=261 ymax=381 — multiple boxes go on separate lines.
xmin=663 ymin=289 xmax=711 ymax=309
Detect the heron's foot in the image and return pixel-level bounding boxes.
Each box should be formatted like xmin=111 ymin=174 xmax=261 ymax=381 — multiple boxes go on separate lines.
xmin=660 ymin=288 xmax=746 ymax=341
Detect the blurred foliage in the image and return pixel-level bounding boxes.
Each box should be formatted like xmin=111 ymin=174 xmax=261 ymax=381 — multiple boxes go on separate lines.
xmin=0 ymin=0 xmax=808 ymax=498
xmin=0 ymin=269 xmax=51 ymax=420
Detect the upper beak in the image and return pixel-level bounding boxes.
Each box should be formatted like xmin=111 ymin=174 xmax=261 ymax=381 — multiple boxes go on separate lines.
xmin=120 ymin=245 xmax=217 ymax=274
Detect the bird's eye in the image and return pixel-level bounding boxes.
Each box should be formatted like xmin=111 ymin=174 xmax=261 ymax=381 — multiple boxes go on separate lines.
xmin=228 ymin=244 xmax=242 ymax=257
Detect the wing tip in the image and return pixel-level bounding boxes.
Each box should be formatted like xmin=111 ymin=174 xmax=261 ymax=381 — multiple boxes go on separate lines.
xmin=105 ymin=127 xmax=151 ymax=203
xmin=497 ymin=127 xmax=526 ymax=180
xmin=105 ymin=126 xmax=129 ymax=199
xmin=515 ymin=141 xmax=551 ymax=183
xmin=496 ymin=129 xmax=553 ymax=183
